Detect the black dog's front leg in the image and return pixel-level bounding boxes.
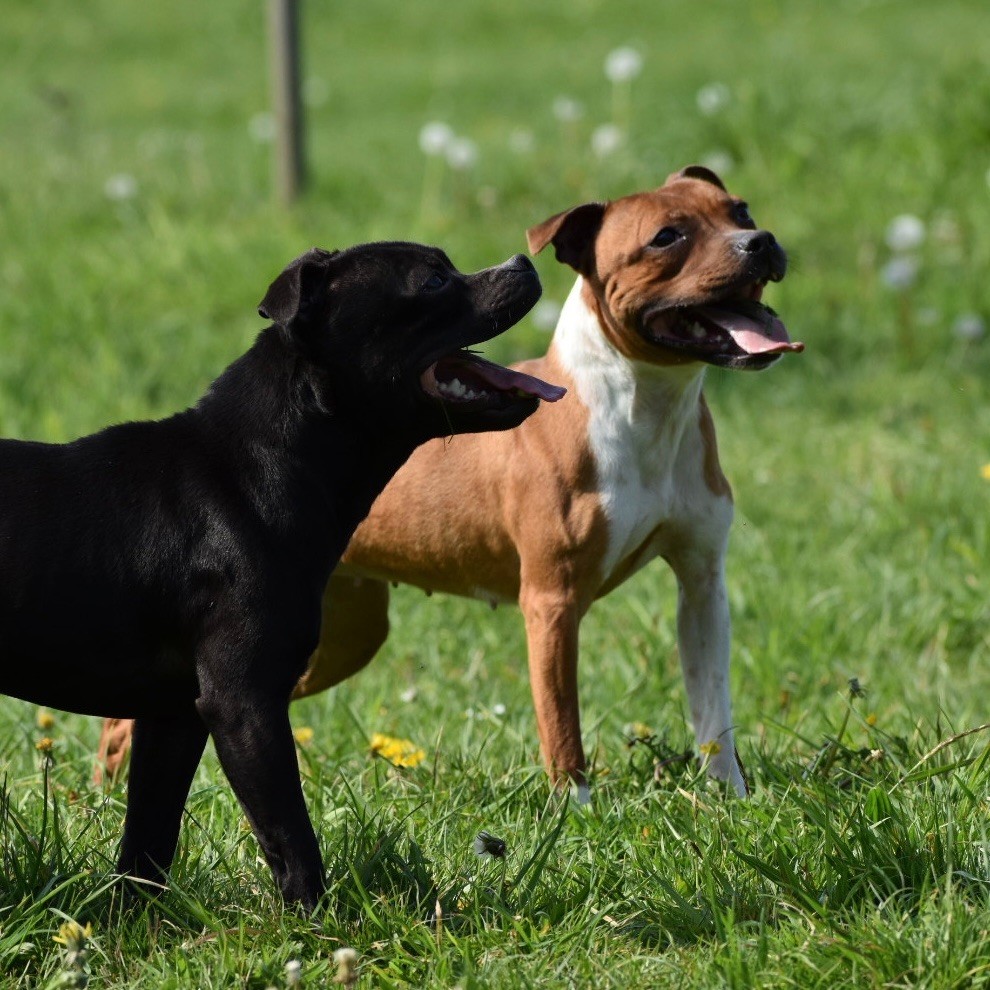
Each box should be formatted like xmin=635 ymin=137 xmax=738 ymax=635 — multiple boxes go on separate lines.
xmin=117 ymin=707 xmax=209 ymax=889
xmin=196 ymin=692 xmax=325 ymax=910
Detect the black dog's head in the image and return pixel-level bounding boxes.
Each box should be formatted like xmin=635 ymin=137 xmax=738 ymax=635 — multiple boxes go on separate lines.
xmin=258 ymin=243 xmax=563 ymax=439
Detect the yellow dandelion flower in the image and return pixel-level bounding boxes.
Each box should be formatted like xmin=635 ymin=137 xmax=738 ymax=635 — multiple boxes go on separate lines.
xmin=35 ymin=737 xmax=54 ymax=753
xmin=981 ymin=463 xmax=990 ymax=481
xmin=369 ymin=732 xmax=425 ymax=768
xmin=866 ymin=713 xmax=878 ymax=726
xmin=699 ymin=740 xmax=722 ymax=757
xmin=628 ymin=721 xmax=655 ymax=738
xmin=36 ymin=708 xmax=55 ymax=730
xmin=293 ymin=726 xmax=314 ymax=746
xmin=53 ymin=920 xmax=92 ymax=948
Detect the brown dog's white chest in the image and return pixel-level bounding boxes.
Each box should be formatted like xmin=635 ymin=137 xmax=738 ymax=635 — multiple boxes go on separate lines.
xmin=553 ymin=280 xmax=735 ymax=596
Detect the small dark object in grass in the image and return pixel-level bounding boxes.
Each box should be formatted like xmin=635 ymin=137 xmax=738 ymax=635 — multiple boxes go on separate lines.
xmin=474 ymin=831 xmax=507 ymax=859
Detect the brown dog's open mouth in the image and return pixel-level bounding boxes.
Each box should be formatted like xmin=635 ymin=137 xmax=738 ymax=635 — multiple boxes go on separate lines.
xmin=643 ymin=282 xmax=805 ymax=369
xmin=420 ymin=353 xmax=566 ymax=407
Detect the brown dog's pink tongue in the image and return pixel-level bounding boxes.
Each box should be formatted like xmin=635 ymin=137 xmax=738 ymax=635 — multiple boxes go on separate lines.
xmin=697 ymin=305 xmax=805 ymax=355
xmin=464 ymin=356 xmax=567 ymax=401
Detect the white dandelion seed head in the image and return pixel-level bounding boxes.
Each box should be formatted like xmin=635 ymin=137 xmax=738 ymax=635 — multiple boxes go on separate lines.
xmin=104 ymin=173 xmax=138 ymax=201
xmin=419 ymin=121 xmax=455 ymax=156
xmin=400 ymin=686 xmax=418 ymax=704
xmin=284 ymin=959 xmax=302 ymax=986
xmin=531 ymin=299 xmax=562 ymax=332
xmin=508 ymin=128 xmax=535 ymax=154
xmin=492 ymin=702 xmax=506 ymax=716
xmin=553 ymin=96 xmax=584 ymax=123
xmin=445 ymin=136 xmax=478 ymax=171
xmin=248 ymin=112 xmax=276 ymax=143
xmin=696 ymin=82 xmax=730 ymax=116
xmin=334 ymin=947 xmax=359 ymax=966
xmin=885 ymin=214 xmax=926 ymax=252
xmin=604 ymin=47 xmax=643 ymax=83
xmin=591 ymin=123 xmax=623 ymax=158
xmin=879 ymin=255 xmax=919 ymax=291
xmin=953 ymin=312 xmax=986 ymax=341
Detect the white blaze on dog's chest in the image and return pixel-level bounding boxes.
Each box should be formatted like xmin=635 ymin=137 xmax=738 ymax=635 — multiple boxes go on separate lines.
xmin=552 ymin=279 xmax=720 ymax=583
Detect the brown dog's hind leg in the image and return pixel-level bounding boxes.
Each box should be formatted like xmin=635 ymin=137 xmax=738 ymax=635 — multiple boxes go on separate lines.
xmin=292 ymin=573 xmax=390 ymax=698
xmin=94 ymin=717 xmax=134 ymax=785
xmin=116 ymin=707 xmax=209 ymax=891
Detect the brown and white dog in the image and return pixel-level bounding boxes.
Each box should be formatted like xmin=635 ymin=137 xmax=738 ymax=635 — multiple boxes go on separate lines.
xmin=97 ymin=166 xmax=802 ymax=799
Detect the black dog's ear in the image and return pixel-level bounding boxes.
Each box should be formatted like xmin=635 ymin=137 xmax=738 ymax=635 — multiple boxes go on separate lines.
xmin=258 ymin=248 xmax=339 ymax=326
xmin=526 ymin=202 xmax=606 ymax=277
xmin=668 ymin=164 xmax=727 ymax=190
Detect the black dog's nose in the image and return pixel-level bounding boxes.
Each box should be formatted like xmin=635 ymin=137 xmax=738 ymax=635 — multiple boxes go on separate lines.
xmin=505 ymin=253 xmax=537 ymax=273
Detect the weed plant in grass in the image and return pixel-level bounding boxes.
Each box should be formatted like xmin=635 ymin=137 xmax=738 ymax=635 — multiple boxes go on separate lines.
xmin=2 ymin=0 xmax=990 ymax=987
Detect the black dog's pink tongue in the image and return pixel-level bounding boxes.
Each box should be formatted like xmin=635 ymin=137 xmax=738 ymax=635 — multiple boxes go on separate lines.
xmin=696 ymin=303 xmax=805 ymax=356
xmin=465 ymin=356 xmax=567 ymax=401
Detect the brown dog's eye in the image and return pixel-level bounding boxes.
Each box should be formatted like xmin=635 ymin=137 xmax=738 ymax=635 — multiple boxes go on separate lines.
xmin=650 ymin=227 xmax=681 ymax=248
xmin=733 ymin=202 xmax=754 ymax=227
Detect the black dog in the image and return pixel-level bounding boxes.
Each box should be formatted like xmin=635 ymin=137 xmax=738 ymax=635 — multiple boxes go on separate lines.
xmin=0 ymin=243 xmax=562 ymax=908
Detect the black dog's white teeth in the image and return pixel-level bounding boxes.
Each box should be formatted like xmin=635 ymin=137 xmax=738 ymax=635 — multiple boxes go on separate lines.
xmin=435 ymin=377 xmax=490 ymax=402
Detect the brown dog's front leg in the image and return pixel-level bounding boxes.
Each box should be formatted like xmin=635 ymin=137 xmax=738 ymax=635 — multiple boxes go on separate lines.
xmin=116 ymin=707 xmax=209 ymax=890
xmin=196 ymin=692 xmax=325 ymax=910
xmin=519 ymin=586 xmax=587 ymax=800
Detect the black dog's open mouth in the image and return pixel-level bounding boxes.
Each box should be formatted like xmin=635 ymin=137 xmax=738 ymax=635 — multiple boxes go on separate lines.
xmin=643 ymin=281 xmax=805 ymax=369
xmin=420 ymin=353 xmax=566 ymax=408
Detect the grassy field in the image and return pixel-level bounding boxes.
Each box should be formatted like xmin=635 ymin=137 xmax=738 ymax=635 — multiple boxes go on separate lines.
xmin=2 ymin=0 xmax=990 ymax=986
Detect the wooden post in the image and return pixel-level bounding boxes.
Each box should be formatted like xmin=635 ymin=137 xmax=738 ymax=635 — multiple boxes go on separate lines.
xmin=267 ymin=0 xmax=305 ymax=203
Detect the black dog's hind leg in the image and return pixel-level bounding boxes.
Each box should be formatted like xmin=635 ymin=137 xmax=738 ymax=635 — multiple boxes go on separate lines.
xmin=116 ymin=707 xmax=209 ymax=890
xmin=196 ymin=691 xmax=325 ymax=910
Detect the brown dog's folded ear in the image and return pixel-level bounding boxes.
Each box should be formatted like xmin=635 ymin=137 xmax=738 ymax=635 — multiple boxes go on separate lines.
xmin=668 ymin=164 xmax=726 ymax=190
xmin=258 ymin=248 xmax=339 ymax=327
xmin=526 ymin=202 xmax=606 ymax=277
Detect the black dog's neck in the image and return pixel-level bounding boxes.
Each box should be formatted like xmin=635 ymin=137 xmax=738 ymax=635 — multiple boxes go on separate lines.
xmin=195 ymin=327 xmax=415 ymax=558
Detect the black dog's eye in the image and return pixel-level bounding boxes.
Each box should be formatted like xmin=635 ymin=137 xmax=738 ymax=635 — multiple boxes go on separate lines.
xmin=733 ymin=202 xmax=754 ymax=227
xmin=650 ymin=227 xmax=681 ymax=248
xmin=422 ymin=271 xmax=448 ymax=291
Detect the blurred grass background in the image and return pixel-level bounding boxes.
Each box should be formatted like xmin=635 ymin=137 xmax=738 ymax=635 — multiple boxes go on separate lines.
xmin=1 ymin=0 xmax=990 ymax=987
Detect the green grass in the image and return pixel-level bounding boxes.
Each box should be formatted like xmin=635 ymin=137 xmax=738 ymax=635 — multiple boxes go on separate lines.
xmin=2 ymin=0 xmax=990 ymax=986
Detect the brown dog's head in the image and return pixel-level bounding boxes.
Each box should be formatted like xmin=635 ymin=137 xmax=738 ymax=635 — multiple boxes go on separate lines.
xmin=527 ymin=166 xmax=803 ymax=370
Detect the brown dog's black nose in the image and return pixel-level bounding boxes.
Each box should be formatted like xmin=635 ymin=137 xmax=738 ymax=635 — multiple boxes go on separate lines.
xmin=736 ymin=230 xmax=786 ymax=281
xmin=739 ymin=231 xmax=776 ymax=255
